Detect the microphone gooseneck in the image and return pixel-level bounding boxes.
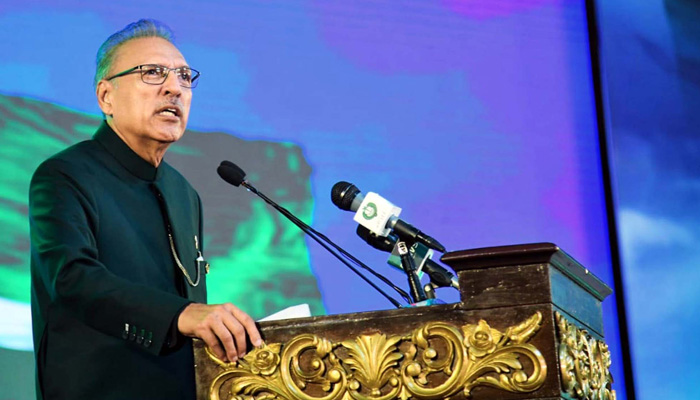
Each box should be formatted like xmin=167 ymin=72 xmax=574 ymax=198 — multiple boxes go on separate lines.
xmin=218 ymin=161 xmax=411 ymax=308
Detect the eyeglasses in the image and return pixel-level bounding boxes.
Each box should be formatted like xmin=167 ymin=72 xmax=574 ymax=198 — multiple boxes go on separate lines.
xmin=105 ymin=64 xmax=200 ymax=88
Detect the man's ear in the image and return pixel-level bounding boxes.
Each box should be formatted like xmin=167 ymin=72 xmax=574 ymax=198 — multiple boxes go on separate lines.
xmin=96 ymin=80 xmax=114 ymax=116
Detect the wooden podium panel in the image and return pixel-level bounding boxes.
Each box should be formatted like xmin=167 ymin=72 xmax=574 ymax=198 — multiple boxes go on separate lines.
xmin=194 ymin=243 xmax=616 ymax=400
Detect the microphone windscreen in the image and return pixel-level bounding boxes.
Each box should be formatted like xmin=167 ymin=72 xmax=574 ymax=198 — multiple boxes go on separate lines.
xmin=331 ymin=181 xmax=361 ymax=211
xmin=217 ymin=161 xmax=246 ymax=186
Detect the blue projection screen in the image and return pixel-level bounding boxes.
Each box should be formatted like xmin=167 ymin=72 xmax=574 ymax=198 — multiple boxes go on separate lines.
xmin=0 ymin=1 xmax=626 ymax=398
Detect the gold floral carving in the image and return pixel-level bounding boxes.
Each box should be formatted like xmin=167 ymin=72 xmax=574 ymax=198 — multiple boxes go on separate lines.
xmin=206 ymin=312 xmax=547 ymax=400
xmin=555 ymin=312 xmax=616 ymax=400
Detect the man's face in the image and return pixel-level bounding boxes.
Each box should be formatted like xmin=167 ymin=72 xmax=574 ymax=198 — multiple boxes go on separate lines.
xmin=101 ymin=37 xmax=192 ymax=145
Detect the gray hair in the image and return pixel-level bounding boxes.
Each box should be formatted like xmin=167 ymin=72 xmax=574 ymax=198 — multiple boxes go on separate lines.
xmin=94 ymin=19 xmax=175 ymax=87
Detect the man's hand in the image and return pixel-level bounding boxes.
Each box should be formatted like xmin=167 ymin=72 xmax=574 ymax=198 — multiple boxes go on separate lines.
xmin=177 ymin=303 xmax=262 ymax=363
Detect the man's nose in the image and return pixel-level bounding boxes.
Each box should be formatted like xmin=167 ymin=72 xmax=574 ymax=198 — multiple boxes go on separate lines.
xmin=162 ymin=70 xmax=182 ymax=96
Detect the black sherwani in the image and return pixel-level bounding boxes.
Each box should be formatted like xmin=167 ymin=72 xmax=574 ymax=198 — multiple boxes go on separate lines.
xmin=29 ymin=122 xmax=207 ymax=399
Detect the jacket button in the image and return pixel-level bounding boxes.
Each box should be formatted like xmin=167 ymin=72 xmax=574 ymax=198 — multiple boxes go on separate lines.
xmin=129 ymin=325 xmax=137 ymax=341
xmin=144 ymin=332 xmax=153 ymax=347
xmin=136 ymin=328 xmax=145 ymax=344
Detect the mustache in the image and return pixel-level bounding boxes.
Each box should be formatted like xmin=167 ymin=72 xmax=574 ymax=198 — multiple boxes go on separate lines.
xmin=158 ymin=99 xmax=184 ymax=108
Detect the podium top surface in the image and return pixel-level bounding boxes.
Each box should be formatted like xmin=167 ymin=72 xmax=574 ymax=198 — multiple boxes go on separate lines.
xmin=441 ymin=242 xmax=612 ymax=301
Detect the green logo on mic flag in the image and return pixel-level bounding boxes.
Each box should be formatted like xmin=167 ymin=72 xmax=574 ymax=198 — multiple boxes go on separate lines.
xmin=362 ymin=202 xmax=378 ymax=220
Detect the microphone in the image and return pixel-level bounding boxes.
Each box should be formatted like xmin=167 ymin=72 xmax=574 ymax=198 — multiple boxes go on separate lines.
xmin=217 ymin=160 xmax=246 ymax=186
xmin=356 ymin=226 xmax=459 ymax=289
xmin=331 ymin=181 xmax=447 ymax=253
xmin=217 ymin=161 xmax=412 ymax=308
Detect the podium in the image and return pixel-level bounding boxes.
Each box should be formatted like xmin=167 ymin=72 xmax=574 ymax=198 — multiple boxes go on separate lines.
xmin=194 ymin=243 xmax=616 ymax=400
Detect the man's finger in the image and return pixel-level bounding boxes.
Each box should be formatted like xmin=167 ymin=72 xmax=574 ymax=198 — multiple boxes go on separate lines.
xmin=225 ymin=303 xmax=263 ymax=347
xmin=210 ymin=316 xmax=238 ymax=362
xmin=199 ymin=329 xmax=227 ymax=362
xmin=221 ymin=313 xmax=247 ymax=358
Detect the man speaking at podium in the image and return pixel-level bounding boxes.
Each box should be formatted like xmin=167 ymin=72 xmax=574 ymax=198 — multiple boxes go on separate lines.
xmin=29 ymin=19 xmax=261 ymax=399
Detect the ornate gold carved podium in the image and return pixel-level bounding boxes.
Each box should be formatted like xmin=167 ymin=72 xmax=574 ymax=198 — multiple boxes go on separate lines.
xmin=194 ymin=243 xmax=616 ymax=400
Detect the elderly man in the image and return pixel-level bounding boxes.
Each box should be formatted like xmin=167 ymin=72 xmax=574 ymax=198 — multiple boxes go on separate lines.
xmin=29 ymin=19 xmax=261 ymax=399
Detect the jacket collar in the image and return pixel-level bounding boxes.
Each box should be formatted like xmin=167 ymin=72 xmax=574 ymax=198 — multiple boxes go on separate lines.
xmin=94 ymin=121 xmax=163 ymax=182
